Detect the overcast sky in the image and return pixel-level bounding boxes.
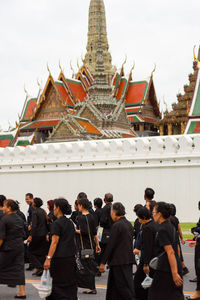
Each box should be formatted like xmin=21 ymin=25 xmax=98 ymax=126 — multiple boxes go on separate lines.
xmin=0 ymin=0 xmax=199 ymax=129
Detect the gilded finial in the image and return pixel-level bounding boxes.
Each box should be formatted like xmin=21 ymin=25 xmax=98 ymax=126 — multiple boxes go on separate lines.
xmin=130 ymin=61 xmax=135 ymax=73
xmin=47 ymin=63 xmax=51 ymax=75
xmin=151 ymin=64 xmax=156 ymax=77
xmin=70 ymin=60 xmax=75 ymax=78
xmin=24 ymin=85 xmax=29 ymax=97
xmin=123 ymin=55 xmax=127 ymax=67
xmin=163 ymin=97 xmax=168 ymax=112
xmin=81 ymin=54 xmax=85 ymax=65
xmin=77 ymin=59 xmax=80 ymax=70
xmin=193 ymin=45 xmax=199 ymax=67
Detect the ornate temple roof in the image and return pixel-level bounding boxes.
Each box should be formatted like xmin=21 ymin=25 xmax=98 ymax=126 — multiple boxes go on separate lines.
xmin=185 ymin=68 xmax=200 ymax=134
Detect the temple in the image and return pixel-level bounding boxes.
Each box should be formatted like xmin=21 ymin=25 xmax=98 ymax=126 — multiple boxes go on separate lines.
xmin=185 ymin=56 xmax=200 ymax=134
xmin=0 ymin=0 xmax=161 ymax=147
xmin=155 ymin=47 xmax=200 ymax=135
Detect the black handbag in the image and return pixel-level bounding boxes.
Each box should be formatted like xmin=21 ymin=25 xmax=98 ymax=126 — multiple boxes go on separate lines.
xmin=80 ymin=215 xmax=95 ymax=260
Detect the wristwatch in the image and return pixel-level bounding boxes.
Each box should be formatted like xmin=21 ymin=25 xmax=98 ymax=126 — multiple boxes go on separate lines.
xmin=47 ymin=256 xmax=51 ymax=260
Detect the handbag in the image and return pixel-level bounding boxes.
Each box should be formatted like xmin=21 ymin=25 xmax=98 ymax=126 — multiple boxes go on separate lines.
xmin=149 ymin=251 xmax=166 ymax=270
xmin=149 ymin=226 xmax=177 ymax=271
xmin=80 ymin=215 xmax=95 ymax=260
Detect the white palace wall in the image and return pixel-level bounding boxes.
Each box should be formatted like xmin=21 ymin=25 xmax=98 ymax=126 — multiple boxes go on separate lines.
xmin=0 ymin=134 xmax=200 ymax=222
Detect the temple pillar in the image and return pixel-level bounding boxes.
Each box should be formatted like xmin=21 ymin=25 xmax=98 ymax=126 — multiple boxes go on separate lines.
xmin=159 ymin=125 xmax=164 ymax=136
xmin=139 ymin=124 xmax=144 ymax=132
xmin=167 ymin=123 xmax=173 ymax=135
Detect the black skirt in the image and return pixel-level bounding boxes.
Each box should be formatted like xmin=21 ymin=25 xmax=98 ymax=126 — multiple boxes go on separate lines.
xmin=106 ymin=264 xmax=135 ymax=300
xmin=29 ymin=236 xmax=49 ymax=256
xmin=148 ymin=270 xmax=184 ymax=300
xmin=0 ymin=240 xmax=25 ymax=285
xmin=47 ymin=256 xmax=77 ymax=300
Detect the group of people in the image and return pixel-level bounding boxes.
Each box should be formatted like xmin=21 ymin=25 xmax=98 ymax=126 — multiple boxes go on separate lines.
xmin=0 ymin=189 xmax=198 ymax=300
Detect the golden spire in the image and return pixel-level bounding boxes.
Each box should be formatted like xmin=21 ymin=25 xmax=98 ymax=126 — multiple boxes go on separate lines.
xmin=151 ymin=64 xmax=156 ymax=77
xmin=47 ymin=63 xmax=51 ymax=76
xmin=193 ymin=45 xmax=199 ymax=68
xmin=70 ymin=61 xmax=75 ymax=78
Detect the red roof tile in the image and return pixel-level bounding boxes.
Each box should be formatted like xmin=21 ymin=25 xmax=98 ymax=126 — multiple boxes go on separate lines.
xmin=194 ymin=121 xmax=200 ymax=133
xmin=22 ymin=120 xmax=59 ymax=130
xmin=126 ymin=81 xmax=148 ymax=106
xmin=66 ymin=79 xmax=87 ymax=102
xmin=116 ymin=79 xmax=127 ymax=100
xmin=76 ymin=119 xmax=101 ymax=135
xmin=55 ymin=82 xmax=74 ymax=107
xmin=22 ymin=98 xmax=37 ymax=121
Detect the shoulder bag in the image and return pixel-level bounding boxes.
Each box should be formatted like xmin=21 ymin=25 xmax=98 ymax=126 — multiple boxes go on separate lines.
xmin=80 ymin=215 xmax=95 ymax=260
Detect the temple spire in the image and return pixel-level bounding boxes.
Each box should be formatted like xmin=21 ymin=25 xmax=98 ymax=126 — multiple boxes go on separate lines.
xmin=84 ymin=0 xmax=114 ymax=77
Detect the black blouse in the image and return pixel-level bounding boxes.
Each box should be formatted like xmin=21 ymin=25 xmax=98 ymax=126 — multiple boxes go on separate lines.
xmin=0 ymin=214 xmax=24 ymax=250
xmin=31 ymin=208 xmax=48 ymax=237
xmin=77 ymin=214 xmax=97 ymax=249
xmin=101 ymin=217 xmax=134 ymax=266
xmin=156 ymin=221 xmax=181 ymax=273
xmin=51 ymin=216 xmax=76 ymax=258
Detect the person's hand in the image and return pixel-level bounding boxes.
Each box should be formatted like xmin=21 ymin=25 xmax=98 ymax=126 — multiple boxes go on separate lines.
xmin=27 ymin=236 xmax=32 ymax=243
xmin=189 ymin=241 xmax=196 ymax=248
xmin=143 ymin=265 xmax=150 ymax=274
xmin=96 ymin=245 xmax=101 ymax=254
xmin=172 ymin=273 xmax=183 ymax=287
xmin=44 ymin=258 xmax=51 ymax=270
xmin=133 ymin=248 xmax=140 ymax=255
xmin=99 ymin=264 xmax=105 ymax=273
xmin=46 ymin=235 xmax=49 ymax=242
xmin=181 ymin=238 xmax=185 ymax=245
xmin=28 ymin=225 xmax=31 ymax=231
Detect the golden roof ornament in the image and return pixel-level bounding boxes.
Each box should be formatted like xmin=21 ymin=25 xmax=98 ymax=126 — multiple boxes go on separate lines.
xmin=70 ymin=60 xmax=75 ymax=78
xmin=193 ymin=45 xmax=199 ymax=68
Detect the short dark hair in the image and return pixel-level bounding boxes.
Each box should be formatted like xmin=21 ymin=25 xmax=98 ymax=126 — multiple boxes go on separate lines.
xmin=54 ymin=198 xmax=72 ymax=215
xmin=47 ymin=200 xmax=54 ymax=211
xmin=133 ymin=204 xmax=143 ymax=213
xmin=5 ymin=199 xmax=19 ymax=212
xmin=33 ymin=197 xmax=43 ymax=208
xmin=105 ymin=193 xmax=113 ymax=203
xmin=112 ymin=202 xmax=126 ymax=216
xmin=0 ymin=195 xmax=6 ymax=207
xmin=155 ymin=202 xmax=171 ymax=219
xmin=26 ymin=193 xmax=33 ymax=199
xmin=94 ymin=198 xmax=103 ymax=208
xmin=137 ymin=207 xmax=151 ymax=220
xmin=169 ymin=204 xmax=176 ymax=216
xmin=77 ymin=192 xmax=87 ymax=201
xmin=145 ymin=188 xmax=155 ymax=200
xmin=78 ymin=198 xmax=90 ymax=210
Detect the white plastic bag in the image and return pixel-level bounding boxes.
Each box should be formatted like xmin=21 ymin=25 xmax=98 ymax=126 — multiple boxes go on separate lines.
xmin=33 ymin=270 xmax=52 ymax=299
xmin=141 ymin=274 xmax=153 ymax=289
xmin=97 ymin=226 xmax=103 ymax=242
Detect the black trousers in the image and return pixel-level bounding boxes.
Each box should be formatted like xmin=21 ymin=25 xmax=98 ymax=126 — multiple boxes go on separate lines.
xmin=106 ymin=264 xmax=135 ymax=300
xmin=195 ymin=241 xmax=200 ymax=291
xmin=134 ymin=264 xmax=154 ymax=300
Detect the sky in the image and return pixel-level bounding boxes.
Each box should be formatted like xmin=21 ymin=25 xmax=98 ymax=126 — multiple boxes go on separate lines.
xmin=0 ymin=0 xmax=199 ymax=130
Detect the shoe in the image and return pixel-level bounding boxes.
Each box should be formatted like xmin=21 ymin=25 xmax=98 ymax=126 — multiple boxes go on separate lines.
xmin=14 ymin=296 xmax=26 ymax=299
xmin=189 ymin=277 xmax=197 ymax=282
xmin=36 ymin=270 xmax=43 ymax=277
xmin=182 ymin=267 xmax=189 ymax=276
xmin=26 ymin=265 xmax=34 ymax=271
xmin=83 ymin=289 xmax=97 ymax=295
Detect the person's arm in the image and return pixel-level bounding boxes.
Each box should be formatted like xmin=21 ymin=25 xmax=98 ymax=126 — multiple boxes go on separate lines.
xmin=44 ymin=235 xmax=60 ymax=270
xmin=142 ymin=227 xmax=153 ymax=274
xmin=164 ymin=245 xmax=183 ymax=287
xmin=94 ymin=235 xmax=101 ymax=253
xmin=0 ymin=238 xmax=3 ymax=248
xmin=177 ymin=224 xmax=185 ymax=245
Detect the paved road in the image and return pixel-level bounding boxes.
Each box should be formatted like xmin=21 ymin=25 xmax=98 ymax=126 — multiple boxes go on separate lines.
xmin=0 ymin=244 xmax=196 ymax=300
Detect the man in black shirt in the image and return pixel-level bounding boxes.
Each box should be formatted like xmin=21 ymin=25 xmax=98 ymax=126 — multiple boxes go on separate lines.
xmin=100 ymin=202 xmax=135 ymax=300
xmin=144 ymin=187 xmax=155 ymax=206
xmin=100 ymin=193 xmax=114 ymax=258
xmin=93 ymin=198 xmax=103 ymax=228
xmin=25 ymin=193 xmax=34 ymax=271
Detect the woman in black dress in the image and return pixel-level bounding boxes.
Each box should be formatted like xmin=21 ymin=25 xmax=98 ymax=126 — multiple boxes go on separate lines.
xmin=0 ymin=199 xmax=26 ymax=299
xmin=134 ymin=207 xmax=158 ymax=300
xmin=76 ymin=197 xmax=101 ymax=295
xmin=44 ymin=198 xmax=77 ymax=300
xmin=28 ymin=197 xmax=49 ymax=276
xmin=148 ymin=202 xmax=184 ymax=300
xmin=100 ymin=202 xmax=135 ymax=300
